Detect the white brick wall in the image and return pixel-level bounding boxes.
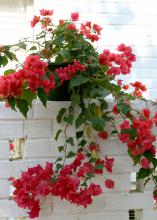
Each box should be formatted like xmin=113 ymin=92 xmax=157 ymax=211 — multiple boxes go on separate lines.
xmin=0 ymin=101 xmax=156 ymax=219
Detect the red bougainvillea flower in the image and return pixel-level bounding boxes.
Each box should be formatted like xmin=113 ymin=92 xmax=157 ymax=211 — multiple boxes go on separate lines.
xmin=71 ymin=12 xmax=79 ymax=21
xmin=55 ymin=61 xmax=85 ymax=83
xmin=89 ymin=143 xmax=100 ymax=152
xmin=123 ymin=84 xmax=129 ymax=90
xmin=141 ymin=108 xmax=150 ymax=119
xmin=112 ymin=104 xmax=119 ymax=115
xmin=98 ymin=131 xmax=108 ymax=140
xmin=41 ymin=17 xmax=52 ymax=29
xmin=153 ymin=189 xmax=157 ymax=201
xmin=140 ymin=158 xmax=150 ymax=169
xmin=118 ymin=133 xmax=130 ymax=143
xmin=8 ymin=176 xmax=15 ymax=182
xmin=117 ymin=79 xmax=123 ymax=86
xmin=31 ymin=16 xmax=40 ymax=27
xmin=59 ymin=19 xmax=64 ymax=26
xmin=67 ymin=23 xmax=76 ymax=30
xmin=153 ymin=112 xmax=157 ymax=126
xmin=104 ymin=156 xmax=114 ymax=173
xmin=40 ymin=9 xmax=53 ymax=16
xmin=119 ymin=120 xmax=131 ymax=130
xmin=9 ymin=143 xmax=15 ymax=151
xmin=104 ymin=179 xmax=115 ymax=189
xmin=94 ymin=159 xmax=104 ymax=174
xmin=99 ymin=44 xmax=136 ymax=76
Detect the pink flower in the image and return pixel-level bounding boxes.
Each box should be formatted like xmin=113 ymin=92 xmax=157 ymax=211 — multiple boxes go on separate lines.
xmin=88 ymin=183 xmax=102 ymax=196
xmin=141 ymin=108 xmax=150 ymax=119
xmin=67 ymin=23 xmax=76 ymax=30
xmin=71 ymin=12 xmax=79 ymax=21
xmin=59 ymin=19 xmax=64 ymax=26
xmin=40 ymin=9 xmax=53 ymax=16
xmin=104 ymin=179 xmax=115 ymax=189
xmin=117 ymin=79 xmax=123 ymax=86
xmin=104 ymin=156 xmax=114 ymax=173
xmin=9 ymin=143 xmax=14 ymax=151
xmin=119 ymin=120 xmax=131 ymax=130
xmin=140 ymin=158 xmax=150 ymax=169
xmin=98 ymin=131 xmax=108 ymax=140
xmin=31 ymin=16 xmax=40 ymax=28
xmin=118 ymin=133 xmax=130 ymax=143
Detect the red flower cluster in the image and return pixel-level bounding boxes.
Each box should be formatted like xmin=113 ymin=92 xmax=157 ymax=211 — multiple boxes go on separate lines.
xmin=130 ymin=81 xmax=147 ymax=97
xmin=55 ymin=61 xmax=85 ymax=83
xmin=22 ymin=55 xmax=55 ymax=93
xmin=40 ymin=9 xmax=53 ymax=16
xmin=0 ymin=72 xmax=23 ymax=98
xmin=71 ymin=12 xmax=79 ymax=21
xmin=80 ymin=21 xmax=102 ymax=42
xmin=98 ymin=131 xmax=108 ymax=139
xmin=31 ymin=9 xmax=53 ymax=28
xmin=99 ymin=43 xmax=136 ymax=75
xmin=0 ymin=55 xmax=56 ymax=99
xmin=118 ymin=109 xmax=156 ymax=168
xmin=12 ymin=163 xmax=54 ymax=218
xmin=10 ymin=152 xmax=115 ymax=218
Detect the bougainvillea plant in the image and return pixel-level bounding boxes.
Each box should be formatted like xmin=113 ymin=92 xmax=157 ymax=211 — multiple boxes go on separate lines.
xmin=1 ymin=9 xmax=157 ymax=218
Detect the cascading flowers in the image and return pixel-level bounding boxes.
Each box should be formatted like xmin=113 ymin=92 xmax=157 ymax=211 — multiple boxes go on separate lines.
xmin=1 ymin=9 xmax=157 ymax=218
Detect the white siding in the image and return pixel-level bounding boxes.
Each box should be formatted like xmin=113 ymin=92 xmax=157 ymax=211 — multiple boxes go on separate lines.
xmin=0 ymin=0 xmax=33 ymax=44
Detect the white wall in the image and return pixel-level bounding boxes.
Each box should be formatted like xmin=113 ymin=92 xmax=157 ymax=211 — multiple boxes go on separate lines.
xmin=0 ymin=0 xmax=33 ymax=45
xmin=34 ymin=0 xmax=157 ymax=100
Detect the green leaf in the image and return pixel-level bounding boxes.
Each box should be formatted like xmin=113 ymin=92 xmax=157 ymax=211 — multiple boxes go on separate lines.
xmin=37 ymin=88 xmax=48 ymax=107
xmin=16 ymin=99 xmax=29 ymax=117
xmin=7 ymin=98 xmax=16 ymax=111
xmin=18 ymin=42 xmax=27 ymax=50
xmin=21 ymin=89 xmax=36 ymax=107
xmin=75 ymin=115 xmax=85 ymax=129
xmin=56 ymin=163 xmax=63 ymax=172
xmin=111 ymin=130 xmax=118 ymax=135
xmin=55 ymin=157 xmax=63 ymax=163
xmin=4 ymin=69 xmax=15 ymax=75
xmin=86 ymin=172 xmax=95 ymax=178
xmin=64 ymin=114 xmax=74 ymax=125
xmin=71 ymin=93 xmax=80 ymax=106
xmin=90 ymin=87 xmax=110 ymax=98
xmin=76 ymin=131 xmax=84 ymax=139
xmin=79 ymin=139 xmax=87 ymax=147
xmin=4 ymin=51 xmax=18 ymax=61
xmin=58 ymin=146 xmax=64 ymax=152
xmin=117 ymin=101 xmax=131 ymax=115
xmin=128 ymin=148 xmax=141 ymax=166
xmin=137 ymin=168 xmax=151 ymax=179
xmin=60 ymin=49 xmax=70 ymax=59
xmin=92 ymin=117 xmax=106 ymax=131
xmin=67 ymin=151 xmax=76 ymax=158
xmin=95 ymin=163 xmax=103 ymax=170
xmin=66 ymin=137 xmax=74 ymax=146
xmin=144 ymin=151 xmax=157 ymax=168
xmin=0 ymin=55 xmax=8 ymax=67
xmin=29 ymin=46 xmax=37 ymax=51
xmin=70 ymin=75 xmax=89 ymax=88
xmin=57 ymin=108 xmax=67 ymax=123
xmin=55 ymin=129 xmax=62 ymax=141
xmin=122 ymin=128 xmax=137 ymax=139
